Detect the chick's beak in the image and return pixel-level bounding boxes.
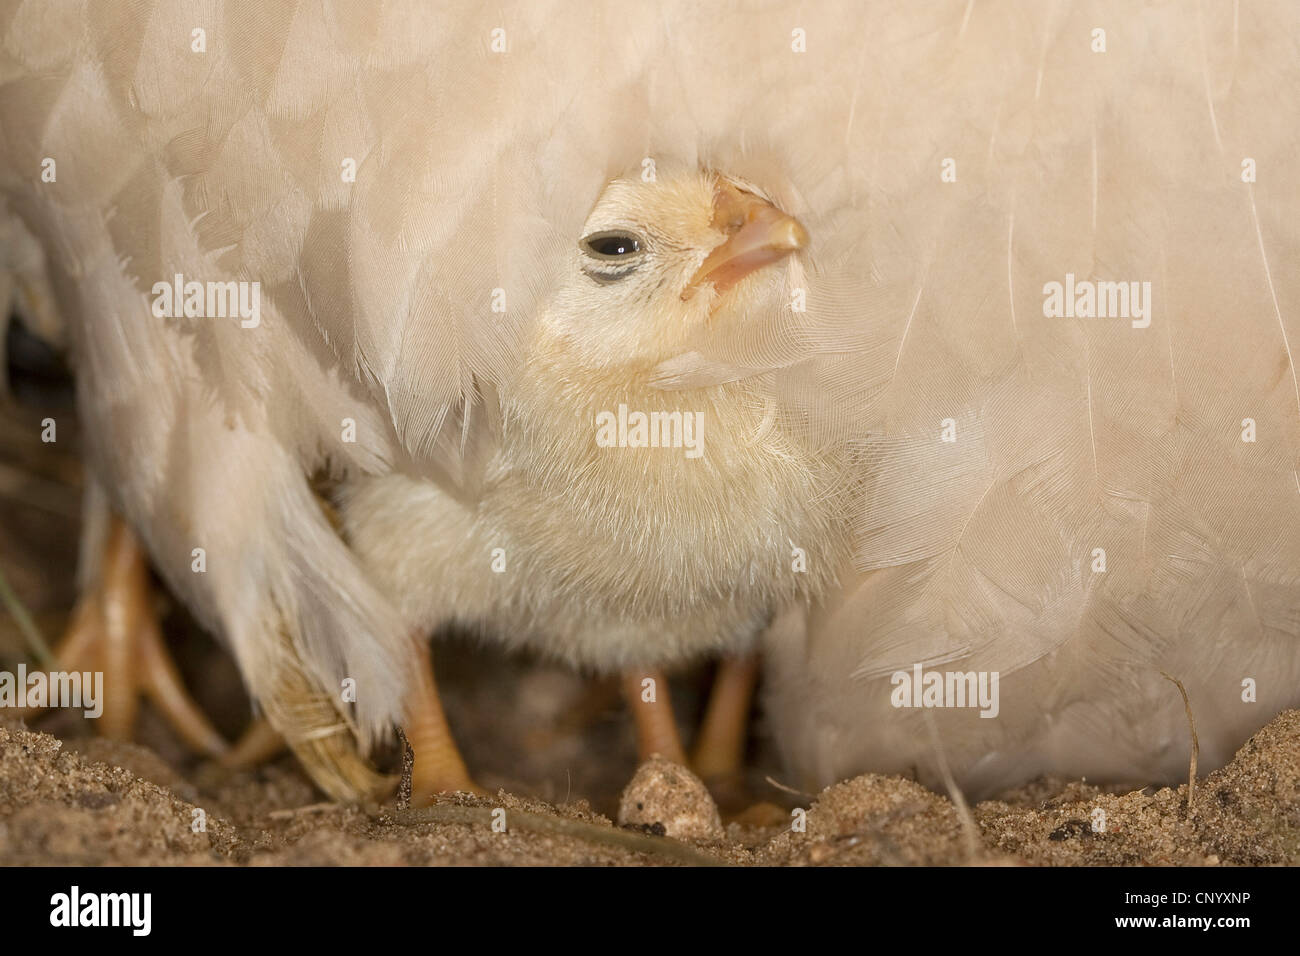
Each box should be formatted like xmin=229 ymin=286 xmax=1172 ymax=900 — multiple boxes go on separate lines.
xmin=682 ymin=182 xmax=808 ymax=300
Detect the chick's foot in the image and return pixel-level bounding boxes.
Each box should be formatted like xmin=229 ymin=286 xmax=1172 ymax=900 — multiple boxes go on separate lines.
xmin=690 ymin=654 xmax=759 ymax=810
xmin=622 ymin=657 xmax=760 ymax=815
xmin=621 ymin=668 xmax=688 ymax=765
xmin=405 ymin=642 xmax=485 ymax=804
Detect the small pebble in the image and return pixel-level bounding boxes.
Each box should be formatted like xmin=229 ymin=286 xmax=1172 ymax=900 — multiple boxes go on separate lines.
xmin=617 ymin=756 xmax=724 ymax=843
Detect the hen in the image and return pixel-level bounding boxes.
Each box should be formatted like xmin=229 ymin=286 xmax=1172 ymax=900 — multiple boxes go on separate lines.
xmin=1 ymin=0 xmax=1296 ymax=807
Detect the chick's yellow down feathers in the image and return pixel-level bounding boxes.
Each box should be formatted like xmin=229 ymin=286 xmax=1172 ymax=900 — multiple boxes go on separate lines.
xmin=343 ymin=169 xmax=850 ymax=673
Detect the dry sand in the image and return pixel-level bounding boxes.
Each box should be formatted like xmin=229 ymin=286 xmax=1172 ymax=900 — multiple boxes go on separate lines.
xmin=2 ymin=702 xmax=1296 ymax=867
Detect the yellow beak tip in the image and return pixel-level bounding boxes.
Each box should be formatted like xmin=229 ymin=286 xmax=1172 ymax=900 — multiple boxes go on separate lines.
xmin=779 ymin=218 xmax=810 ymax=251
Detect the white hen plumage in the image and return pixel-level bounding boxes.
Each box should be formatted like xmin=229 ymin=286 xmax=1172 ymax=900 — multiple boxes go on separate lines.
xmin=752 ymin=2 xmax=1300 ymax=796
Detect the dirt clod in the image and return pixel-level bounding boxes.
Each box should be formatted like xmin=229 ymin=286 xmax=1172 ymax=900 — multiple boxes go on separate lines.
xmin=617 ymin=756 xmax=724 ymax=843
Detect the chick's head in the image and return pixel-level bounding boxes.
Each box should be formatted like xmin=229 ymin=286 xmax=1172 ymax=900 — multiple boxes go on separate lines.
xmin=542 ymin=167 xmax=808 ymax=370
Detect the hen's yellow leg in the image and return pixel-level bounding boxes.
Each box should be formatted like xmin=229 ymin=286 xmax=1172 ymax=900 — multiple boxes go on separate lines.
xmin=15 ymin=517 xmax=227 ymax=756
xmin=220 ymin=717 xmax=286 ymax=768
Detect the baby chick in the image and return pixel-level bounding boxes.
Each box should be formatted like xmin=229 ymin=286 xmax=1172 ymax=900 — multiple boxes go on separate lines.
xmin=342 ymin=169 xmax=853 ymax=799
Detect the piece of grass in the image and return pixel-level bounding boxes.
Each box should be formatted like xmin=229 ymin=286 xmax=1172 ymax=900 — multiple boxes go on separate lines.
xmin=0 ymin=561 xmax=56 ymax=667
xmin=1160 ymin=671 xmax=1200 ymax=815
xmin=924 ymin=710 xmax=981 ymax=860
xmin=385 ymin=802 xmax=731 ymax=866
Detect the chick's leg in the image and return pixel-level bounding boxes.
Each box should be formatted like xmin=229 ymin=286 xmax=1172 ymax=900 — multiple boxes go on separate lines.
xmin=620 ymin=660 xmax=763 ymax=815
xmin=405 ymin=642 xmax=482 ymax=804
xmin=690 ymin=654 xmax=759 ymax=780
xmin=621 ymin=668 xmax=687 ymax=764
xmin=15 ymin=516 xmax=226 ymax=756
xmin=620 ymin=660 xmax=757 ymax=774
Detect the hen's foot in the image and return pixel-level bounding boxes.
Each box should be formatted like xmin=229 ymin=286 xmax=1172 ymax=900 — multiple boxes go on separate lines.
xmin=219 ymin=717 xmax=286 ymax=768
xmin=14 ymin=516 xmax=227 ymax=756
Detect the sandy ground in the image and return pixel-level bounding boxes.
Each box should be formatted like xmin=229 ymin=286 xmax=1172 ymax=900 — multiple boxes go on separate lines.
xmin=2 ymin=638 xmax=1298 ymax=868
xmin=1 ymin=325 xmax=1298 ymax=867
xmin=0 ymin=706 xmax=1297 ymax=866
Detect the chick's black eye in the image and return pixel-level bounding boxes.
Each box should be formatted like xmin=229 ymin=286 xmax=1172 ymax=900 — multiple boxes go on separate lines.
xmin=581 ymin=232 xmax=642 ymax=259
xmin=589 ymin=235 xmax=638 ymax=256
